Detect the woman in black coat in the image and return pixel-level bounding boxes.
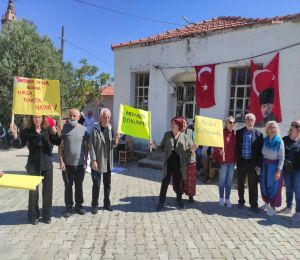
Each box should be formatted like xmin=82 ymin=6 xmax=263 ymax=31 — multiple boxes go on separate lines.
xmin=11 ymin=116 xmax=61 ymax=225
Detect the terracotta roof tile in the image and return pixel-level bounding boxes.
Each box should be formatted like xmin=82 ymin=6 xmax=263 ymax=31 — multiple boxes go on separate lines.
xmin=101 ymin=86 xmax=114 ymax=96
xmin=112 ymin=13 xmax=300 ymax=49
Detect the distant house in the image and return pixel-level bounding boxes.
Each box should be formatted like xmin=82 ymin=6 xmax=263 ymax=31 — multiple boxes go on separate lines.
xmin=112 ymin=14 xmax=300 ymax=143
xmin=82 ymin=85 xmax=114 ymax=121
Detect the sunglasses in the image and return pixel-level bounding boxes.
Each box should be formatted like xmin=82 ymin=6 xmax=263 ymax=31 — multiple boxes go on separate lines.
xmin=228 ymin=121 xmax=235 ymax=124
xmin=292 ymin=124 xmax=300 ymax=129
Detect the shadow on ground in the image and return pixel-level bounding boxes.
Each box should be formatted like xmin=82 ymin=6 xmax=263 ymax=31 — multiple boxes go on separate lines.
xmin=0 ymin=206 xmax=66 ymax=225
xmin=113 ymin=195 xmax=177 ymax=213
xmin=118 ymin=164 xmax=240 ymax=190
xmin=3 ymin=170 xmax=27 ymax=174
xmin=111 ymin=194 xmax=300 ymax=228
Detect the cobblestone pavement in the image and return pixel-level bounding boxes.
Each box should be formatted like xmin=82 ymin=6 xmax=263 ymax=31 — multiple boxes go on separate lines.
xmin=1 ymin=147 xmax=300 ymax=260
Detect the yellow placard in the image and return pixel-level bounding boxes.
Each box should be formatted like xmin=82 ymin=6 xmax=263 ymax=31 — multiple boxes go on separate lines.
xmin=118 ymin=104 xmax=151 ymax=140
xmin=0 ymin=174 xmax=44 ymax=190
xmin=194 ymin=115 xmax=224 ymax=148
xmin=12 ymin=76 xmax=60 ymax=116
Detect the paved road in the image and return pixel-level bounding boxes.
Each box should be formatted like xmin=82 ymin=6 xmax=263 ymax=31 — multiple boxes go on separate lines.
xmin=1 ymin=147 xmax=300 ymax=260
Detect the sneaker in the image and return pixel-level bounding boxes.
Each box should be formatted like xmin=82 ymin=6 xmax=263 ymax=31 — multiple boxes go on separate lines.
xmin=188 ymin=196 xmax=195 ymax=203
xmin=91 ymin=206 xmax=98 ymax=214
xmin=64 ymin=208 xmax=72 ymax=218
xmin=156 ymin=203 xmax=164 ymax=211
xmin=31 ymin=219 xmax=39 ymax=225
xmin=279 ymin=207 xmax=292 ymax=214
xmin=104 ymin=204 xmax=113 ymax=211
xmin=225 ymin=199 xmax=232 ymax=208
xmin=260 ymin=203 xmax=270 ymax=211
xmin=266 ymin=207 xmax=276 ymax=216
xmin=291 ymin=212 xmax=300 ymax=222
xmin=237 ymin=204 xmax=244 ymax=209
xmin=75 ymin=207 xmax=86 ymax=215
xmin=177 ymin=200 xmax=185 ymax=209
xmin=219 ymin=198 xmax=225 ymax=206
xmin=43 ymin=218 xmax=51 ymax=224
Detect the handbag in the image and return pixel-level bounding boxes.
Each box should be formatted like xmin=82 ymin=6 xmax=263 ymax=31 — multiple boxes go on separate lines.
xmin=283 ymin=159 xmax=294 ymax=173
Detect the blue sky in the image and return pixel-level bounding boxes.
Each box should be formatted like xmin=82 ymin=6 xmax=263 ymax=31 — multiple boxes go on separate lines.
xmin=1 ymin=0 xmax=300 ymax=75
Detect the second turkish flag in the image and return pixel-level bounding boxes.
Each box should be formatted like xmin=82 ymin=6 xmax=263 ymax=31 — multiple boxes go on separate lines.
xmin=195 ymin=64 xmax=216 ymax=108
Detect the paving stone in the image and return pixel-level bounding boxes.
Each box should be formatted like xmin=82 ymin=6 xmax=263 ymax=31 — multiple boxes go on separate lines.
xmin=1 ymin=147 xmax=300 ymax=259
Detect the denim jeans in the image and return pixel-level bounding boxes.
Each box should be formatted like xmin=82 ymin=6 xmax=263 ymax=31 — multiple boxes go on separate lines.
xmin=218 ymin=163 xmax=235 ymax=199
xmin=284 ymin=169 xmax=300 ymax=212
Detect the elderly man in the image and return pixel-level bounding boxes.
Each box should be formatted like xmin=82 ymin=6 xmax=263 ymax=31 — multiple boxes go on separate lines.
xmin=89 ymin=108 xmax=120 ymax=213
xmin=236 ymin=113 xmax=263 ymax=213
xmin=59 ymin=108 xmax=89 ymax=217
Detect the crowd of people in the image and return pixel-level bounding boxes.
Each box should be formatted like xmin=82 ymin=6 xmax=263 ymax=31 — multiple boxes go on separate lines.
xmin=150 ymin=113 xmax=300 ymax=222
xmin=1 ymin=109 xmax=300 ymax=225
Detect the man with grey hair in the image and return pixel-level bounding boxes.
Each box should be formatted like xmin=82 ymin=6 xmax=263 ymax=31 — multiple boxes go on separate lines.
xmin=236 ymin=113 xmax=263 ymax=213
xmin=89 ymin=108 xmax=120 ymax=213
xmin=59 ymin=108 xmax=89 ymax=217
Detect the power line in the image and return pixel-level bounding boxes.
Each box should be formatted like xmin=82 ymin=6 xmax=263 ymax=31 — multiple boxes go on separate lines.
xmin=62 ymin=38 xmax=113 ymax=67
xmin=156 ymin=40 xmax=300 ymax=69
xmin=74 ymin=0 xmax=185 ymax=27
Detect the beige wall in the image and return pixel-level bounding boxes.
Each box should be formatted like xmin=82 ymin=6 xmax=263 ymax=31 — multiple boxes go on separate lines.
xmin=83 ymin=96 xmax=114 ymax=122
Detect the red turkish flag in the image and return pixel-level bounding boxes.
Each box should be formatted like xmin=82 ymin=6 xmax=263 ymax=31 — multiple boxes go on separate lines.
xmin=195 ymin=64 xmax=216 ymax=108
xmin=250 ymin=53 xmax=282 ymax=127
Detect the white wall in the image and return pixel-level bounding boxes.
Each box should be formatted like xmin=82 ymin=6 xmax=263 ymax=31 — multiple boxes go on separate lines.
xmin=113 ymin=21 xmax=300 ymax=142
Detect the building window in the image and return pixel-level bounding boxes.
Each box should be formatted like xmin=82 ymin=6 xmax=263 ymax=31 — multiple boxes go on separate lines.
xmin=229 ymin=67 xmax=251 ymax=122
xmin=134 ymin=73 xmax=149 ymax=110
xmin=176 ymin=82 xmax=199 ymax=121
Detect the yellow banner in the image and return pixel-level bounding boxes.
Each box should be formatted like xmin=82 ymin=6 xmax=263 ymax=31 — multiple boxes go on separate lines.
xmin=194 ymin=115 xmax=224 ymax=148
xmin=0 ymin=174 xmax=43 ymax=190
xmin=12 ymin=76 xmax=60 ymax=116
xmin=118 ymin=104 xmax=151 ymax=140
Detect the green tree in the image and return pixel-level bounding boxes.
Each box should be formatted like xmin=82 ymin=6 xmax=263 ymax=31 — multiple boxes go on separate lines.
xmin=0 ymin=20 xmax=114 ymax=125
xmin=0 ymin=20 xmax=62 ymax=125
xmin=61 ymin=58 xmax=113 ymax=114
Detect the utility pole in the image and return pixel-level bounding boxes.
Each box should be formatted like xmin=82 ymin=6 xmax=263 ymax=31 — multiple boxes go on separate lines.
xmin=60 ymin=25 xmax=64 ymax=61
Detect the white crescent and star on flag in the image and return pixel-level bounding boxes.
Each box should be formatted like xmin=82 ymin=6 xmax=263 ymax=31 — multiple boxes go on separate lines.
xmin=197 ymin=66 xmax=212 ymax=91
xmin=252 ymin=69 xmax=276 ymax=96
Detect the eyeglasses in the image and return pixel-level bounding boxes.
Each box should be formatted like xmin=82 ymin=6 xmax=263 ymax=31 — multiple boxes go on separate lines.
xmin=292 ymin=124 xmax=300 ymax=129
xmin=228 ymin=121 xmax=235 ymax=124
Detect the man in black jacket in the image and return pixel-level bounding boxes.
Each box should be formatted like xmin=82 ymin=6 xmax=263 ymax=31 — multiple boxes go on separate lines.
xmin=236 ymin=113 xmax=263 ymax=212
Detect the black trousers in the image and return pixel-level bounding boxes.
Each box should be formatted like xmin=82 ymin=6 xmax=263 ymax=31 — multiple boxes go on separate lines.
xmin=159 ymin=170 xmax=182 ymax=204
xmin=237 ymin=159 xmax=259 ymax=208
xmin=28 ymin=169 xmax=53 ymax=221
xmin=91 ymin=165 xmax=111 ymax=207
xmin=62 ymin=165 xmax=85 ymax=209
